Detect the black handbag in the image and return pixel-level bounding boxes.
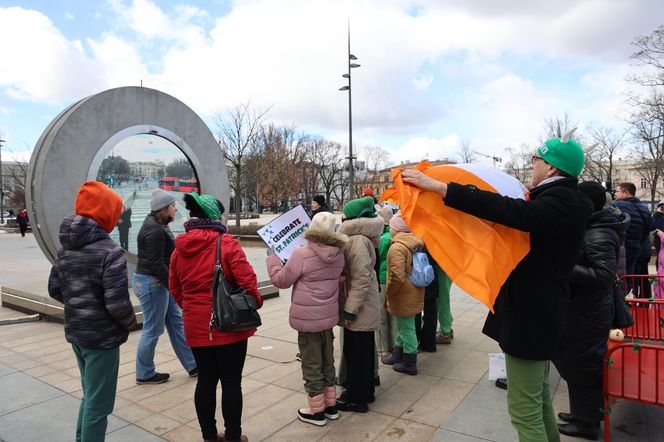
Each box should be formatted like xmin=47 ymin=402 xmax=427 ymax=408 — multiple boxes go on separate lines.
xmin=611 ymin=276 xmax=634 ymax=329
xmin=210 ymin=234 xmax=261 ymax=332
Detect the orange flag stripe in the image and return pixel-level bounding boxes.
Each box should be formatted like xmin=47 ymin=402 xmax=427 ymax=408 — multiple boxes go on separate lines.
xmin=392 ymin=162 xmax=530 ymax=312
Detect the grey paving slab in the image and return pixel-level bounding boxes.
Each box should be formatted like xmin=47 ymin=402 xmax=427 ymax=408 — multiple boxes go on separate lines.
xmin=106 ymin=424 xmax=166 ymax=441
xmin=0 ymin=395 xmax=131 ymax=442
xmin=0 ymin=371 xmax=64 ymax=416
xmin=0 ymin=362 xmax=15 ymax=377
xmin=431 ymin=428 xmax=494 ymax=442
xmin=441 ymin=382 xmax=516 ymax=442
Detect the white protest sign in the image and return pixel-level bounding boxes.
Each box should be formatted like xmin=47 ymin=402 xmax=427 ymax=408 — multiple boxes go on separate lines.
xmin=257 ymin=205 xmax=312 ymax=261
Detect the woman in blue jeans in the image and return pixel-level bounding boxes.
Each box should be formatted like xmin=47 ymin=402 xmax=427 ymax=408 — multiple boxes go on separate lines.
xmin=133 ymin=189 xmax=196 ymax=384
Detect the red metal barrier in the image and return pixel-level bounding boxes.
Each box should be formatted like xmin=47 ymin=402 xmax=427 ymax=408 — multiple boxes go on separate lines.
xmin=605 ymin=281 xmax=664 ymax=441
xmin=624 ymin=298 xmax=664 ymax=341
xmin=603 ymin=342 xmax=664 ymax=441
xmin=621 ymin=274 xmax=664 ymax=300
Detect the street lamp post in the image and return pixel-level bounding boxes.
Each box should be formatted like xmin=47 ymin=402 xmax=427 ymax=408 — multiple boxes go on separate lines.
xmin=0 ymin=139 xmax=4 ymax=224
xmin=339 ymin=24 xmax=360 ymax=201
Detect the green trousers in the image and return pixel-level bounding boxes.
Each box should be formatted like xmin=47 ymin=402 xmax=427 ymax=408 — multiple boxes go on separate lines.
xmin=72 ymin=345 xmax=120 ymax=442
xmin=298 ymin=329 xmax=336 ymax=394
xmin=505 ymin=354 xmax=559 ymax=442
xmin=395 ymin=315 xmax=418 ymax=354
xmin=436 ymin=268 xmax=453 ymax=334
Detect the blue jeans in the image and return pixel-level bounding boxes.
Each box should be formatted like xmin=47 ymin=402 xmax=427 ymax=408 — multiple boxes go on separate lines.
xmin=133 ymin=273 xmax=196 ymax=380
xmin=72 ymin=345 xmax=119 ymax=442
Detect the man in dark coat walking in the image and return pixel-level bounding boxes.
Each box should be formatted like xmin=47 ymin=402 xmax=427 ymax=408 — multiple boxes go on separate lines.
xmin=402 ymin=130 xmax=592 ymax=441
xmin=612 ymin=182 xmax=652 ymax=296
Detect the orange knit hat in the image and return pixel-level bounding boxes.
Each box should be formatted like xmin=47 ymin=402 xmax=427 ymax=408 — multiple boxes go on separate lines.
xmin=75 ymin=181 xmax=123 ymax=233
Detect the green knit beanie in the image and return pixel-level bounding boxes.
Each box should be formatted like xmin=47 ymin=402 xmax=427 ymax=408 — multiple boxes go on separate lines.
xmin=343 ymin=196 xmax=377 ymax=220
xmin=189 ymin=192 xmax=222 ymax=221
xmin=537 ymin=131 xmax=585 ymax=177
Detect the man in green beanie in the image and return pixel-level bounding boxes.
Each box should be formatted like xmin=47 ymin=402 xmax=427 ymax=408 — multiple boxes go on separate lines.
xmin=401 ymin=130 xmax=593 ymax=442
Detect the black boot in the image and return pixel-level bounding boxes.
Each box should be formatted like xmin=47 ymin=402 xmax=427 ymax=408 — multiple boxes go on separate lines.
xmin=557 ymin=412 xmax=576 ymax=423
xmin=393 ymin=352 xmax=417 ymax=375
xmin=557 ymin=421 xmax=598 ymax=440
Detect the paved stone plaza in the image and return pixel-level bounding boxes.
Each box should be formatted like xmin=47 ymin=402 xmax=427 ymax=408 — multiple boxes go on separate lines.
xmin=1 ymin=232 xmax=662 ymax=441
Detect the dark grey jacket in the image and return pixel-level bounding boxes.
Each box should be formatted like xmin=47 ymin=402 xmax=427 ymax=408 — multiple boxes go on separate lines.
xmin=48 ymin=215 xmax=137 ymax=349
xmin=135 ymin=213 xmax=175 ymax=286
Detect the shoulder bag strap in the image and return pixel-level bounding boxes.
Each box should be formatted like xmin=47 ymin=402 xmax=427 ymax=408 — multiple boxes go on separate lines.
xmin=215 ymin=233 xmax=222 ymax=268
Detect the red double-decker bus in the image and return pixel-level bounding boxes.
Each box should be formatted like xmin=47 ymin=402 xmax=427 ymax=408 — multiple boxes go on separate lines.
xmin=159 ymin=176 xmax=177 ymax=190
xmin=158 ymin=177 xmax=199 ymax=193
xmin=178 ymin=178 xmax=199 ymax=193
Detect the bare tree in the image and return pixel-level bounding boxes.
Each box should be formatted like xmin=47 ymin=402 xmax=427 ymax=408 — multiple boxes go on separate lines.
xmin=308 ymin=138 xmax=346 ymax=209
xmin=628 ymin=90 xmax=664 ymax=210
xmin=629 ymin=25 xmax=664 ymax=87
xmin=581 ymin=125 xmax=628 ymax=190
xmin=503 ymin=143 xmax=532 ymax=185
xmin=357 ymin=144 xmax=391 ymax=193
xmin=458 ymin=141 xmax=476 ymax=163
xmin=543 ymin=112 xmax=576 ymax=140
xmin=214 ymin=101 xmax=269 ymax=226
xmin=1 ymin=146 xmax=29 ymax=209
xmin=255 ymin=124 xmax=306 ymax=211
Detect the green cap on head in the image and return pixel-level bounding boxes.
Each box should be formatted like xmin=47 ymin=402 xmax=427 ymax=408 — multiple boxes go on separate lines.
xmin=537 ymin=128 xmax=585 ymax=177
xmin=343 ymin=196 xmax=377 ymax=220
xmin=189 ymin=192 xmax=222 ymax=220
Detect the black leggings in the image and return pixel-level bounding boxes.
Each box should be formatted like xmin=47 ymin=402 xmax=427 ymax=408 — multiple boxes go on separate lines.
xmin=191 ymin=340 xmax=248 ymax=441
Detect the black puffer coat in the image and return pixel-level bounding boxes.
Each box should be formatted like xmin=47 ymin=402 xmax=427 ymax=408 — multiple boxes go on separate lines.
xmin=553 ymin=208 xmax=628 ymax=385
xmin=48 ymin=215 xmax=137 ymax=349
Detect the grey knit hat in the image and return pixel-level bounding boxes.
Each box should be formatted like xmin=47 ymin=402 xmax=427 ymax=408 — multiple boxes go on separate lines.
xmin=150 ymin=189 xmax=176 ymax=211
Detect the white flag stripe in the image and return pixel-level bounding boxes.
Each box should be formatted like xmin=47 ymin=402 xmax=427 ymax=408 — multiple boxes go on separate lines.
xmin=442 ymin=163 xmax=528 ymax=200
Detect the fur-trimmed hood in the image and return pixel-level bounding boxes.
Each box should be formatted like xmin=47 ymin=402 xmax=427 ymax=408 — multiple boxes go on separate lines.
xmin=339 ymin=216 xmax=384 ymax=247
xmin=302 ymin=228 xmax=348 ymax=265
xmin=304 ymin=228 xmax=348 ymax=248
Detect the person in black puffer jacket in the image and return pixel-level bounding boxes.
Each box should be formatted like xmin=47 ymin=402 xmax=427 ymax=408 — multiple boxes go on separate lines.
xmin=48 ymin=181 xmax=137 ymax=441
xmin=553 ymin=181 xmax=629 ymax=440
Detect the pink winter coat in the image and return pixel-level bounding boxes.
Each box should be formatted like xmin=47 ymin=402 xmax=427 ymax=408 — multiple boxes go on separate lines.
xmin=267 ymin=228 xmax=347 ymax=332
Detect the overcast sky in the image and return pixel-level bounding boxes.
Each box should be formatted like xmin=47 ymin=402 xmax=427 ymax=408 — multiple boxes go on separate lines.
xmin=0 ymin=0 xmax=661 ymax=167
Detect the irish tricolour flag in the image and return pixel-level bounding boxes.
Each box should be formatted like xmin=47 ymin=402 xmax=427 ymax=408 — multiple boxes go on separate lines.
xmin=391 ymin=161 xmax=531 ymax=311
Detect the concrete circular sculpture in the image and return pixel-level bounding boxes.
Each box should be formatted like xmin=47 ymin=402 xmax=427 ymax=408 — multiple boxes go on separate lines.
xmin=27 ymin=86 xmax=229 ymax=263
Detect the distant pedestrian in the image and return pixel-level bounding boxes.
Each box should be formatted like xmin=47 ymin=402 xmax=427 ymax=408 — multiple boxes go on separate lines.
xmin=310 ymin=194 xmax=332 ymax=217
xmin=133 ymin=189 xmax=196 ymax=385
xmin=612 ymin=182 xmax=652 ymax=296
xmin=117 ymin=204 xmax=132 ymax=250
xmin=48 ymin=181 xmax=137 ymax=442
xmin=7 ymin=208 xmax=14 ymax=218
xmin=16 ymin=209 xmax=29 ymax=237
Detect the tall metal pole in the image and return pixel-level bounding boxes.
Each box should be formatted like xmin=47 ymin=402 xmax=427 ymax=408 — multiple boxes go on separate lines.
xmin=347 ymin=24 xmax=354 ymax=200
xmin=0 ymin=139 xmax=4 ymax=224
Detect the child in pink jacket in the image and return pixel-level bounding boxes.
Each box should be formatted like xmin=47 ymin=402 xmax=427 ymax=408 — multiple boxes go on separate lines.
xmin=266 ymin=212 xmax=347 ymax=426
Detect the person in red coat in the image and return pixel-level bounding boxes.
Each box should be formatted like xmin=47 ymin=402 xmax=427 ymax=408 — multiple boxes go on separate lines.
xmin=169 ymin=192 xmax=262 ymax=442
